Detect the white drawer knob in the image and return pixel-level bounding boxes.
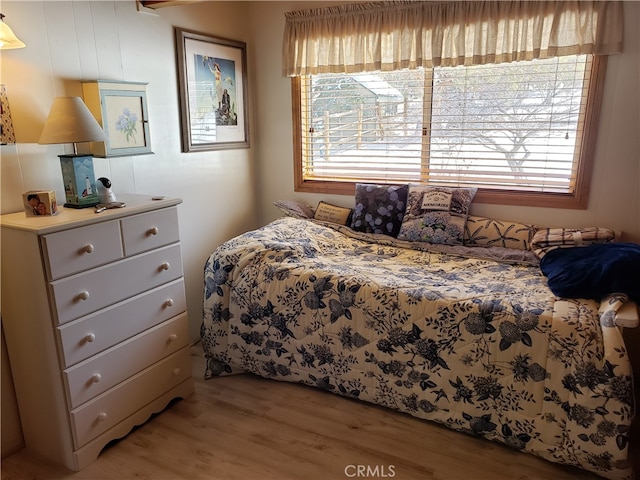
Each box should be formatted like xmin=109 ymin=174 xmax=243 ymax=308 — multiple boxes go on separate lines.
xmin=84 ymin=332 xmax=96 ymax=343
xmin=147 ymin=226 xmax=159 ymax=236
xmin=172 ymin=368 xmax=181 ymax=376
xmin=159 ymin=262 xmax=171 ymax=271
xmin=81 ymin=244 xmax=94 ymax=254
xmin=163 ymin=298 xmax=174 ymax=308
xmin=77 ymin=291 xmax=90 ymax=301
xmin=168 ymin=333 xmax=178 ymax=342
xmin=91 ymin=373 xmax=102 ymax=383
xmin=97 ymin=412 xmax=108 ymax=422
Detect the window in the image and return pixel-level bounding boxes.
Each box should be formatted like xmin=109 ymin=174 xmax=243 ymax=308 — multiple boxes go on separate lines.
xmin=293 ymin=54 xmax=606 ymax=208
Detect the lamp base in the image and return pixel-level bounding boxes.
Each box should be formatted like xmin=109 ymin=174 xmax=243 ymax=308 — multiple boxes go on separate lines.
xmin=59 ymin=154 xmax=99 ymax=208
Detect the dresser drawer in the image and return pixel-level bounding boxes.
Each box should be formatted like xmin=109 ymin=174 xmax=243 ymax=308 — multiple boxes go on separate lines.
xmin=42 ymin=220 xmax=124 ymax=280
xmin=51 ymin=244 xmax=183 ymax=325
xmin=57 ymin=279 xmax=186 ymax=368
xmin=70 ymin=347 xmax=191 ymax=449
xmin=64 ymin=313 xmax=189 ymax=409
xmin=121 ymin=207 xmax=180 ymax=257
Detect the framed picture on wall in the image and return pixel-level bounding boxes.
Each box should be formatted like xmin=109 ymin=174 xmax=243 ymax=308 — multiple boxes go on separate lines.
xmin=175 ymin=28 xmax=249 ymax=152
xmin=82 ymin=81 xmax=153 ymax=157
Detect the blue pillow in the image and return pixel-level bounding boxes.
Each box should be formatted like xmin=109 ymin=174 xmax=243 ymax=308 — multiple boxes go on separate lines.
xmin=350 ymin=183 xmax=408 ymax=237
xmin=540 ymin=242 xmax=640 ymax=302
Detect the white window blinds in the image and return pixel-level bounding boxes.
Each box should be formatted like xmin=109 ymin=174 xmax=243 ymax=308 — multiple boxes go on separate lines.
xmin=298 ymin=54 xmax=593 ymax=194
xmin=426 ymin=55 xmax=591 ymax=192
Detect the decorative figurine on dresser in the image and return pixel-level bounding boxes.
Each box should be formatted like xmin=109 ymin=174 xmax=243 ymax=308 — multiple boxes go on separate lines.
xmin=0 ymin=193 xmax=194 ymax=470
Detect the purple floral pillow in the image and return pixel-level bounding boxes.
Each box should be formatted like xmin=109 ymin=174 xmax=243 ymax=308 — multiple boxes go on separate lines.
xmin=350 ymin=183 xmax=409 ymax=237
xmin=397 ymin=185 xmax=477 ymax=245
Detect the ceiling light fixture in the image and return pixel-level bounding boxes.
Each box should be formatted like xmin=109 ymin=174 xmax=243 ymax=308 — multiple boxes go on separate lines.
xmin=0 ymin=13 xmax=25 ymax=50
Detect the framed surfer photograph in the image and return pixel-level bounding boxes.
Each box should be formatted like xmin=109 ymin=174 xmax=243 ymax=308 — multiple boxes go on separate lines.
xmin=175 ymin=28 xmax=249 ymax=152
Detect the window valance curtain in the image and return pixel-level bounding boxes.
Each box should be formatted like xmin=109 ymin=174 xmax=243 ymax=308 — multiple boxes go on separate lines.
xmin=282 ymin=1 xmax=623 ymax=76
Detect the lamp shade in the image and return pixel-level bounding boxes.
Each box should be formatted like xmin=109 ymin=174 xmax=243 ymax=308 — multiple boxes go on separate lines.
xmin=38 ymin=97 xmax=106 ymax=146
xmin=0 ymin=14 xmax=25 ymax=50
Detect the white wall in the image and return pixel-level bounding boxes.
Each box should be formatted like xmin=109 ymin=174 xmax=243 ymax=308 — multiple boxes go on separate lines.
xmin=251 ymin=1 xmax=640 ymax=243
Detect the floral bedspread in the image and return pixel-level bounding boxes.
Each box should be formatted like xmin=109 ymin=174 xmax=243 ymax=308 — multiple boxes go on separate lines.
xmin=201 ymin=217 xmax=634 ymax=479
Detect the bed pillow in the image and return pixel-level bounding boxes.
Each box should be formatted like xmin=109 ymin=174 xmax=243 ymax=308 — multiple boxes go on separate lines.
xmin=397 ymin=186 xmax=477 ymax=245
xmin=531 ymin=227 xmax=616 ymax=258
xmin=273 ymin=200 xmax=315 ymax=219
xmin=313 ymin=201 xmax=352 ymax=225
xmin=540 ymin=242 xmax=640 ymax=303
xmin=350 ymin=183 xmax=409 ymax=237
xmin=464 ymin=216 xmax=537 ymax=250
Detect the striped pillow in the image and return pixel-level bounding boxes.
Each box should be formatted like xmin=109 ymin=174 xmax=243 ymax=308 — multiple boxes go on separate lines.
xmin=531 ymin=227 xmax=617 ymax=258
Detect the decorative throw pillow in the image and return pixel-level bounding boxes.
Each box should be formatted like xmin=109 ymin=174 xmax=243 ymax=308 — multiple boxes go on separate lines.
xmin=273 ymin=200 xmax=315 ymax=219
xmin=531 ymin=227 xmax=617 ymax=259
xmin=350 ymin=183 xmax=409 ymax=237
xmin=464 ymin=215 xmax=537 ymax=250
xmin=397 ymin=186 xmax=477 ymax=245
xmin=313 ymin=201 xmax=352 ymax=225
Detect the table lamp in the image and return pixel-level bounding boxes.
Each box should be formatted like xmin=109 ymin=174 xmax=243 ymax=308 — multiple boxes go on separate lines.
xmin=38 ymin=97 xmax=107 ymax=208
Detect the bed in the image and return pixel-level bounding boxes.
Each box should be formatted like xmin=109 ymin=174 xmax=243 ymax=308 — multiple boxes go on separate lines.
xmin=201 ymin=188 xmax=638 ymax=480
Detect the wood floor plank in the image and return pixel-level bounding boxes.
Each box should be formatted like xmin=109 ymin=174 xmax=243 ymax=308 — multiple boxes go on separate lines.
xmin=2 ymin=344 xmax=636 ymax=480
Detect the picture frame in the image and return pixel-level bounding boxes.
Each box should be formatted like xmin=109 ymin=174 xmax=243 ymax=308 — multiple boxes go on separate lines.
xmin=175 ymin=28 xmax=249 ymax=152
xmin=82 ymin=81 xmax=152 ymax=157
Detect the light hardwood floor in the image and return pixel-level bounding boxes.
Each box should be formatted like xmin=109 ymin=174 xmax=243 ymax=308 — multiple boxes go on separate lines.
xmin=2 ymin=344 xmax=637 ymax=480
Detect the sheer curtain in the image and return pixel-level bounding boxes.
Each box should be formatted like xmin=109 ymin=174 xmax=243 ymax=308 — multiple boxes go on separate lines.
xmin=282 ymin=1 xmax=623 ymax=76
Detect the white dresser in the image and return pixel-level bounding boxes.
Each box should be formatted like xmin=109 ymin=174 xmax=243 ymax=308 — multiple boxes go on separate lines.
xmin=0 ymin=194 xmax=194 ymax=470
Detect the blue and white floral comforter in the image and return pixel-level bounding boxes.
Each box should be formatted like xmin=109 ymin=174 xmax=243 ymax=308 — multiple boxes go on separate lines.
xmin=201 ymin=217 xmax=634 ymax=479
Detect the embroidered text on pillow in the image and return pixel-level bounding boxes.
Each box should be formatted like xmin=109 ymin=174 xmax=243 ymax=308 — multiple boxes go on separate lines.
xmin=421 ymin=190 xmax=452 ymax=210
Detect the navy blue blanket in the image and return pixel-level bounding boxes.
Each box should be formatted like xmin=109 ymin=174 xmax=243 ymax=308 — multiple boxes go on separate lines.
xmin=540 ymin=242 xmax=640 ymax=302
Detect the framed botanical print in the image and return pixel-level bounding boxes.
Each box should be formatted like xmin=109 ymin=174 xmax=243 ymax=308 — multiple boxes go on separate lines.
xmin=175 ymin=28 xmax=249 ymax=152
xmin=82 ymin=81 xmax=153 ymax=157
